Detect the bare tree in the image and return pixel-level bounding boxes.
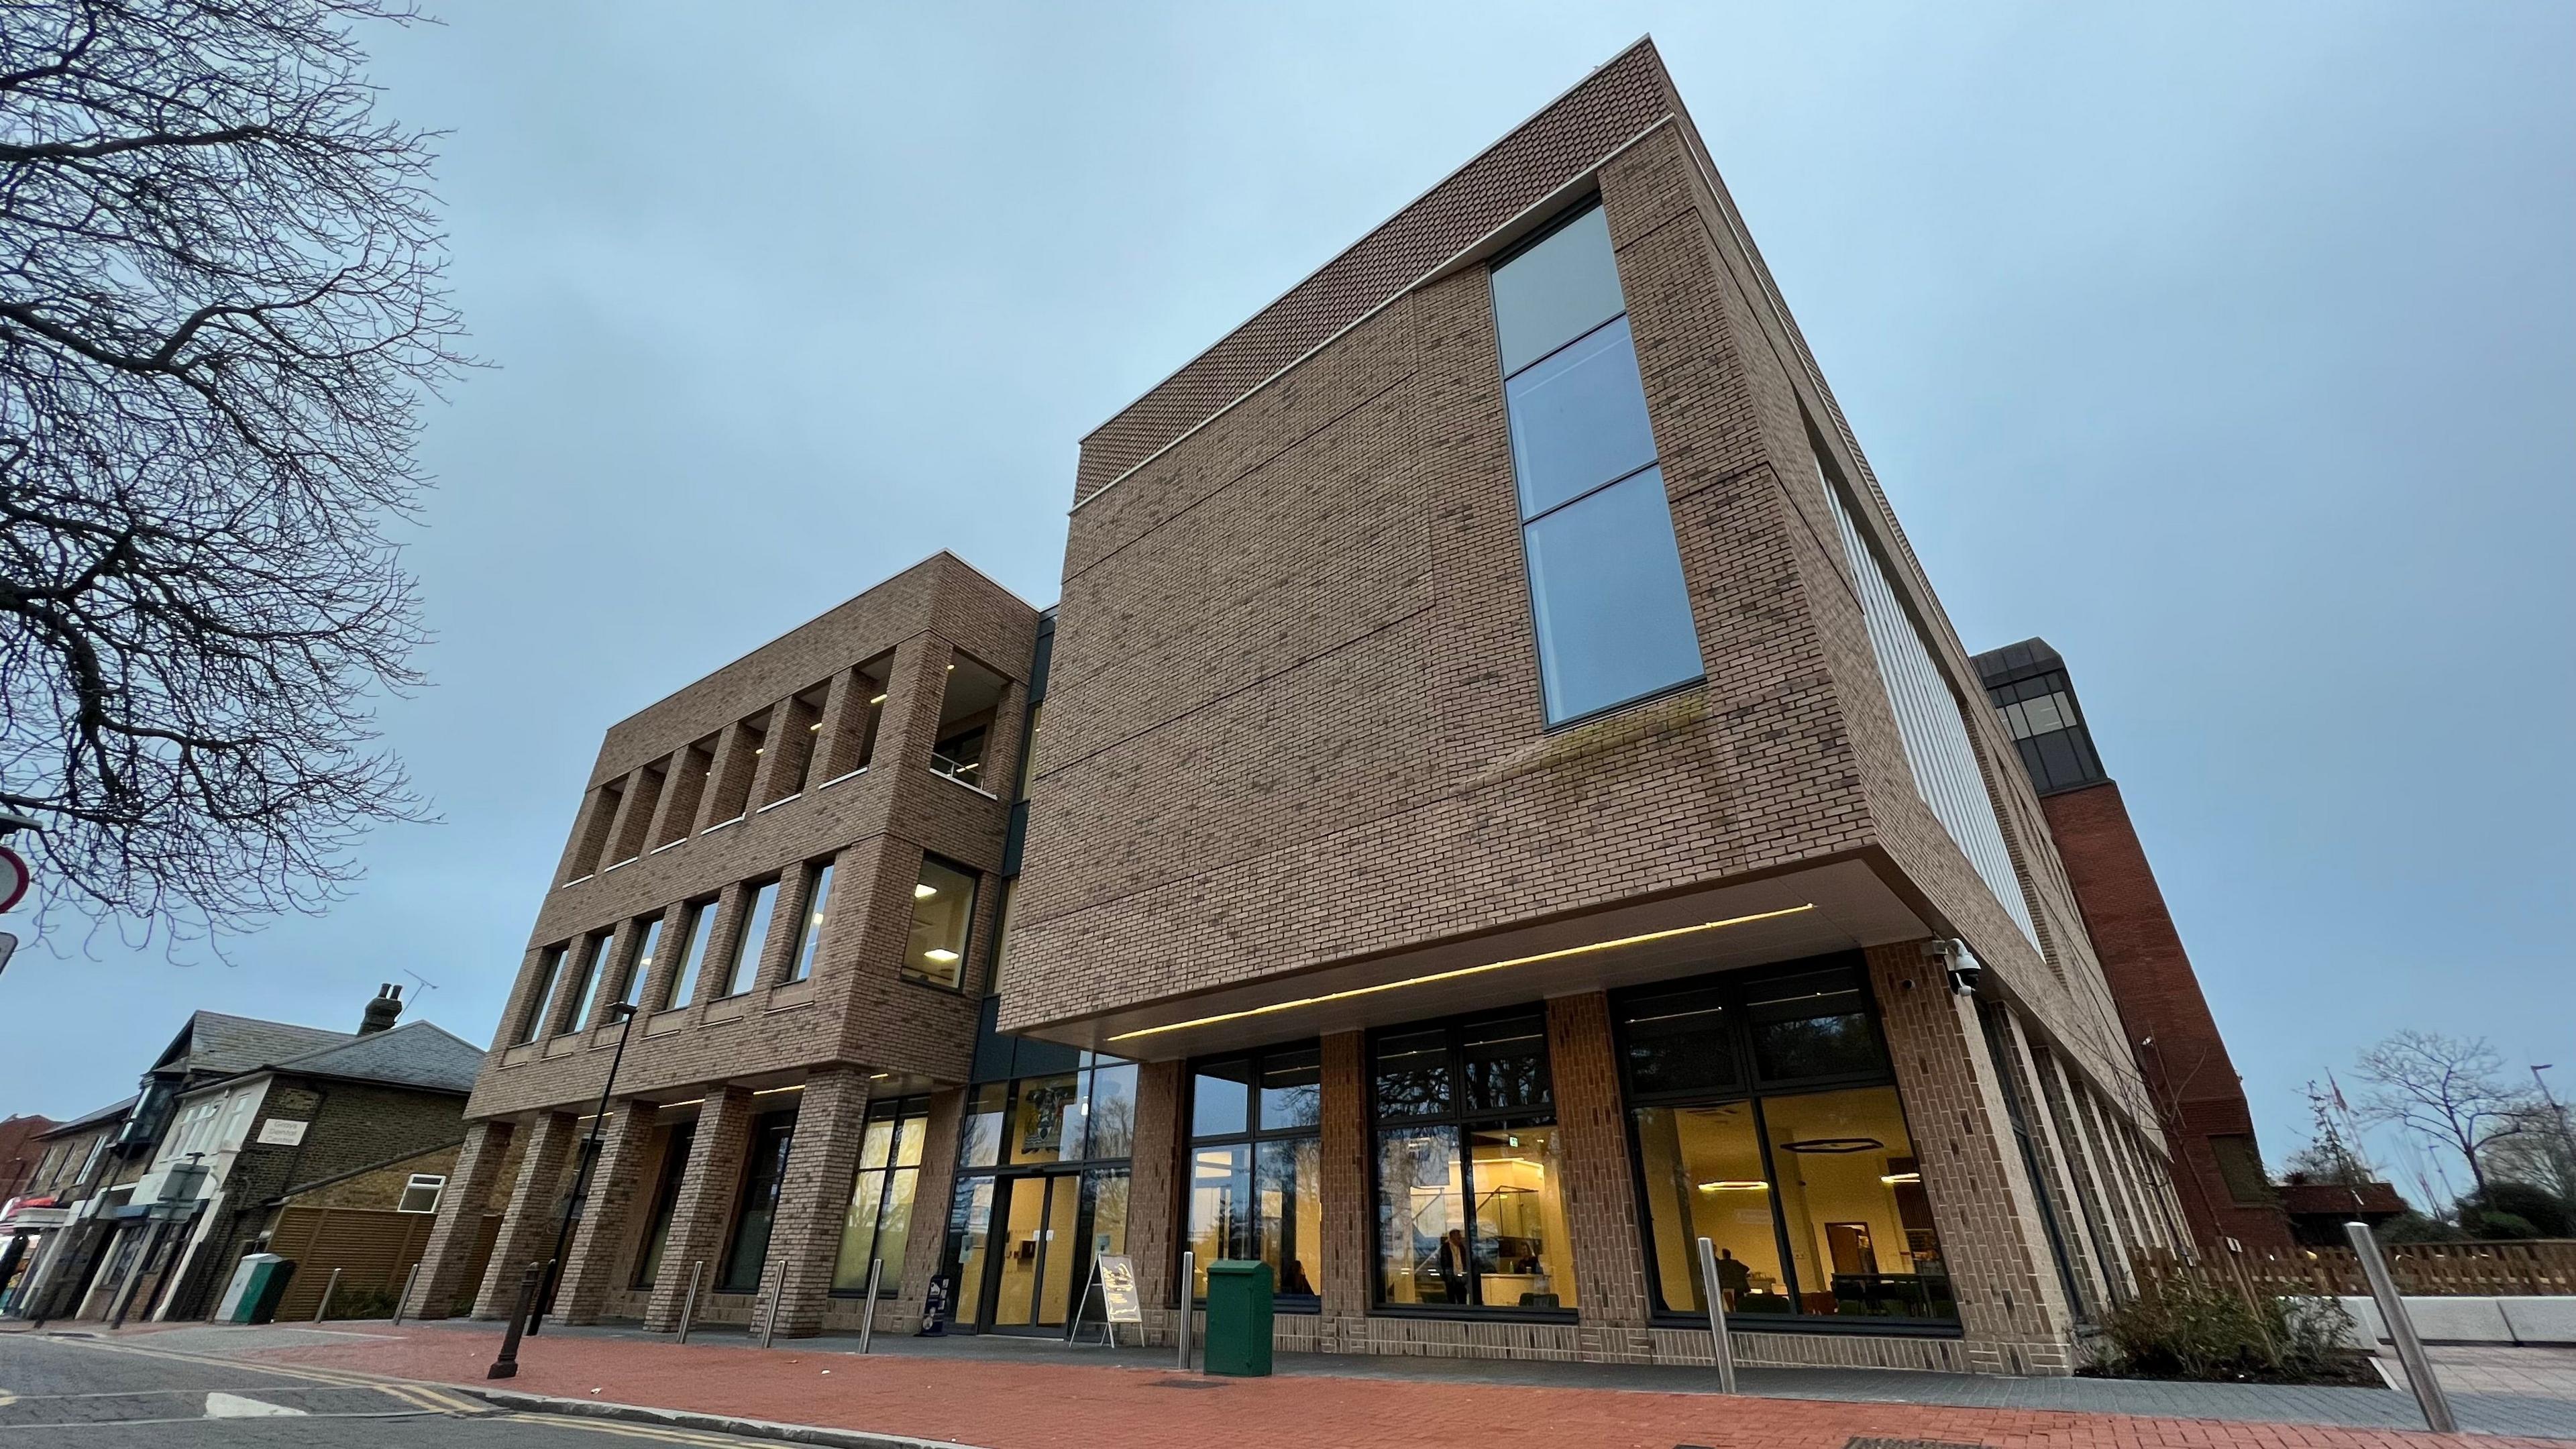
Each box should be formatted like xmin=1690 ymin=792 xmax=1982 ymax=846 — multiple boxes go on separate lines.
xmin=2352 ymin=1032 xmax=2537 ymax=1195
xmin=2486 ymin=1102 xmax=2576 ymax=1205
xmin=1 ymin=0 xmax=462 ymax=950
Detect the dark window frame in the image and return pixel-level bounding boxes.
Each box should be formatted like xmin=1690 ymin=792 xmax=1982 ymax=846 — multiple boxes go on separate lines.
xmin=1364 ymin=1005 xmax=1573 ymax=1322
xmin=938 ymin=1056 xmax=1138 ymax=1334
xmin=1611 ymin=955 xmax=1962 ymax=1335
xmin=1185 ymin=1043 xmax=1325 ymax=1312
xmin=830 ymin=1095 xmax=931 ymax=1298
xmin=901 ymin=853 xmax=981 ymax=992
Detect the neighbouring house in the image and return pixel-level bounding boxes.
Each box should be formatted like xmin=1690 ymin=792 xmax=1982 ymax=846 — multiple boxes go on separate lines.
xmin=0 ymin=1115 xmax=58 ymax=1203
xmin=2277 ymin=1175 xmax=2411 ymax=1247
xmin=3 ymin=987 xmax=487 ymax=1324
xmin=0 ymin=1102 xmax=125 ymax=1315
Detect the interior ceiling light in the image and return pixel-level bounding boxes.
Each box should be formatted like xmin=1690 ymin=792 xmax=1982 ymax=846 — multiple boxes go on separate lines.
xmin=914 ymin=883 xmax=938 ymax=898
xmin=1108 ymin=904 xmax=1816 ymax=1042
xmin=1879 ymin=1171 xmax=1923 ymax=1185
xmin=924 ymin=948 xmax=960 ymax=963
xmin=1697 ymin=1181 xmax=1770 ymax=1192
xmin=870 ymin=694 xmax=888 ymax=704
xmin=1779 ymin=1137 xmax=1884 ymax=1155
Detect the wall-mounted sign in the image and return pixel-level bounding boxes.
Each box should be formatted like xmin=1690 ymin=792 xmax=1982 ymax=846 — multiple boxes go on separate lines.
xmin=255 ymin=1118 xmax=309 ymax=1146
xmin=0 ymin=845 xmax=28 ymax=914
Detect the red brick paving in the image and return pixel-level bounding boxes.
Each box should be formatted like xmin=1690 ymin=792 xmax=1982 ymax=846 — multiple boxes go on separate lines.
xmin=149 ymin=1322 xmax=2567 ymax=1449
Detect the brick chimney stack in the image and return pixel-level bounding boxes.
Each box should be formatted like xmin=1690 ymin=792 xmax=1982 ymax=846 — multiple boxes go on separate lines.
xmin=360 ymin=983 xmax=404 ymax=1035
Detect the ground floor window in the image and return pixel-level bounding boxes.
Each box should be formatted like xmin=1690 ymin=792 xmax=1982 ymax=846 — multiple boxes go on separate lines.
xmin=1371 ymin=1009 xmax=1577 ymax=1312
xmin=1187 ymin=1045 xmax=1323 ymax=1305
xmin=834 ymin=1096 xmax=928 ymax=1294
xmin=1619 ymin=960 xmax=1957 ymax=1326
xmin=940 ymin=1059 xmax=1134 ymax=1332
xmin=717 ymin=1111 xmax=796 ymax=1293
xmin=632 ymin=1121 xmax=695 ymax=1290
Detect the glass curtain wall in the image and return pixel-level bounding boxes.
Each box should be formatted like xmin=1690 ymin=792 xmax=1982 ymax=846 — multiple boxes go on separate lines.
xmin=938 ymin=1057 xmax=1135 ymax=1332
xmin=1489 ymin=201 xmax=1701 ymax=724
xmin=1371 ymin=1009 xmax=1577 ymax=1313
xmin=1619 ymin=959 xmax=1957 ymax=1325
xmin=1185 ymin=1044 xmax=1324 ymax=1305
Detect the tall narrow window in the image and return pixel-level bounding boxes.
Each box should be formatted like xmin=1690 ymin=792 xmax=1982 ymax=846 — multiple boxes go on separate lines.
xmin=787 ymin=860 xmax=834 ymax=983
xmin=1187 ymin=1046 xmax=1324 ymax=1305
xmin=932 ymin=655 xmax=1008 ymax=788
xmin=1371 ymin=1010 xmax=1575 ymax=1311
xmin=720 ymin=880 xmax=780 ymax=998
xmin=835 ymin=1097 xmax=930 ymax=1295
xmin=1491 ymin=203 xmax=1701 ymax=724
xmin=606 ymin=765 xmax=663 ymax=865
xmin=663 ymin=898 xmax=719 ymax=1010
xmin=559 ymin=930 xmax=615 ymax=1035
xmin=515 ymin=946 xmax=566 ymax=1044
xmin=904 ymin=856 xmax=978 ymax=988
xmin=633 ymin=1122 xmax=696 ymax=1289
xmin=719 ymin=1112 xmax=796 ymax=1293
xmin=569 ymin=785 xmax=619 ymax=881
xmin=654 ymin=737 xmax=716 ymax=849
xmin=618 ymin=914 xmax=663 ymax=1008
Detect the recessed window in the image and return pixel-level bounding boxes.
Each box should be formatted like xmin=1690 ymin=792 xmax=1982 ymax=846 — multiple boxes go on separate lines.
xmin=786 ymin=860 xmax=834 ymax=983
xmin=1370 ymin=1010 xmax=1574 ymax=1312
xmin=835 ymin=1097 xmax=929 ymax=1295
xmin=1491 ymin=202 xmax=1701 ymax=724
xmin=633 ymin=1122 xmax=696 ymax=1289
xmin=719 ymin=880 xmax=780 ymax=998
xmin=606 ymin=763 xmax=663 ymax=865
xmin=931 ymin=655 xmax=1008 ymax=788
xmin=904 ymin=856 xmax=978 ymax=988
xmin=705 ymin=712 xmax=766 ymax=825
xmin=818 ymin=652 xmax=894 ymax=781
xmin=396 ymin=1174 xmax=446 ymax=1214
xmin=514 ymin=946 xmax=565 ymax=1044
xmin=617 ymin=914 xmax=662 ymax=1009
xmin=718 ymin=1112 xmax=797 ymax=1292
xmin=559 ymin=930 xmax=616 ymax=1035
xmin=663 ymin=898 xmax=720 ymax=1010
xmin=655 ymin=737 xmax=716 ymax=849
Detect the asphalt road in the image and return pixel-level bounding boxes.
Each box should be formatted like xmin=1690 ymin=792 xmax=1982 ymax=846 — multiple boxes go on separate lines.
xmin=0 ymin=1329 xmax=779 ymax=1448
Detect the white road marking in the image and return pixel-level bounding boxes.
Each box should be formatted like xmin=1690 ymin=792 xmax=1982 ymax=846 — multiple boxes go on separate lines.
xmin=203 ymin=1391 xmax=309 ymax=1418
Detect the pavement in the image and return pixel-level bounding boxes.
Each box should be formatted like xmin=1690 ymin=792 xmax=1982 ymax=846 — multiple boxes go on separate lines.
xmin=0 ymin=1326 xmax=786 ymax=1448
xmin=12 ymin=1314 xmax=2569 ymax=1449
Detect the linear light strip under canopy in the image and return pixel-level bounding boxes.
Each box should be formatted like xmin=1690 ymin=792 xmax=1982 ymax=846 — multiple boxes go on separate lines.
xmin=1108 ymin=903 xmax=1818 ymax=1043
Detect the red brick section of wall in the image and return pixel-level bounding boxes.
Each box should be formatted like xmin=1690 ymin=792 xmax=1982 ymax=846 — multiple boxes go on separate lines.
xmin=556 ymin=1102 xmax=656 ymax=1326
xmin=2039 ymin=780 xmax=2294 ymax=1256
xmin=756 ymin=1068 xmax=870 ymax=1337
xmin=641 ymin=1086 xmax=754 ymax=1332
xmin=407 ymin=1118 xmax=514 ymax=1320
xmin=1546 ymin=993 xmax=1652 ymax=1357
xmin=472 ymin=1110 xmax=579 ymax=1320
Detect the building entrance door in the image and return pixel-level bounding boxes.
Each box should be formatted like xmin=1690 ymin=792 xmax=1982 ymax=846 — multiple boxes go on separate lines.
xmin=980 ymin=1171 xmax=1083 ymax=1334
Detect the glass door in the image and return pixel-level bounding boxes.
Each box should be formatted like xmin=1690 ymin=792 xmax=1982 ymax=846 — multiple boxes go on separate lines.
xmin=983 ymin=1171 xmax=1083 ymax=1332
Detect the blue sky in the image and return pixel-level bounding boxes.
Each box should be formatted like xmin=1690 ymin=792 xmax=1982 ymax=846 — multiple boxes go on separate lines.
xmin=3 ymin=3 xmax=2568 ymax=1201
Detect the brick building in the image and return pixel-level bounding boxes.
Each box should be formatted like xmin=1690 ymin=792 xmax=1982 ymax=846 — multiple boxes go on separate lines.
xmin=422 ymin=39 xmax=2206 ymax=1375
xmin=1972 ymin=639 xmax=2296 ymax=1256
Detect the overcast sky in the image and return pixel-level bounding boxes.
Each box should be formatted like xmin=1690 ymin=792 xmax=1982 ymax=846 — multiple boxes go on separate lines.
xmin=4 ymin=3 xmax=2568 ymax=1201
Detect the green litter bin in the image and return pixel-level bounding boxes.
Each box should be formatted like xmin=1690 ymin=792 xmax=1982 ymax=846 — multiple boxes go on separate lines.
xmin=217 ymin=1253 xmax=297 ymax=1324
xmin=1202 ymin=1259 xmax=1273 ymax=1377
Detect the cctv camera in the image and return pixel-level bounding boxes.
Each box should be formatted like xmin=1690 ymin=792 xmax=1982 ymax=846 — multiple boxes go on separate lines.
xmin=1923 ymin=938 xmax=1982 ymax=996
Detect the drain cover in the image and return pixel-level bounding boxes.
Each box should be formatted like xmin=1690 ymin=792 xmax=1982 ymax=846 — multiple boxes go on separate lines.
xmin=1148 ymin=1378 xmax=1228 ymax=1390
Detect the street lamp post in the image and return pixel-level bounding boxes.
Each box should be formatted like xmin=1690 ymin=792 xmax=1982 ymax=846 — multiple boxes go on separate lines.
xmin=528 ymin=1001 xmax=638 ymax=1336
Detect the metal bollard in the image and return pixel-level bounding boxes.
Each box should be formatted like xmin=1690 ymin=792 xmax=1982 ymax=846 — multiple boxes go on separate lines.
xmin=1694 ymin=1237 xmax=1738 ymax=1394
xmin=676 ymin=1260 xmax=704 ymax=1345
xmin=2346 ymin=1221 xmax=2455 ymax=1432
xmin=759 ymin=1287 xmax=780 ymax=1348
xmin=392 ymin=1263 xmax=421 ymax=1326
xmin=1175 ymin=1251 xmax=1195 ymax=1371
xmin=858 ymin=1259 xmax=883 ymax=1354
xmin=312 ymin=1267 xmax=343 ymax=1324
xmin=486 ymin=1263 xmax=545 ymax=1379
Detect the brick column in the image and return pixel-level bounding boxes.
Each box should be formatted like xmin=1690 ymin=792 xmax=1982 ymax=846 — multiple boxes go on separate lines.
xmin=472 ymin=1110 xmax=580 ymax=1320
xmin=597 ymin=764 xmax=651 ymax=867
xmin=755 ymin=1069 xmax=871 ymax=1337
xmin=1991 ymin=1010 xmax=2113 ymax=1322
xmin=1125 ymin=1059 xmax=1183 ymax=1340
xmin=743 ymin=699 xmax=799 ymax=809
xmin=553 ymin=1101 xmax=656 ymax=1325
xmin=696 ymin=721 xmax=753 ymax=833
xmin=641 ymin=1087 xmax=755 ymax=1331
xmin=641 ymin=746 xmax=696 ymax=852
xmin=808 ymin=667 xmax=861 ymax=782
xmin=869 ymin=635 xmax=954 ymax=778
xmin=1546 ymin=993 xmax=1652 ymax=1360
xmin=2031 ymin=1044 xmax=2135 ymax=1303
xmin=895 ymin=1086 xmax=966 ymax=1324
xmin=409 ymin=1118 xmax=515 ymax=1320
xmin=1863 ymin=943 xmax=2080 ymax=1375
xmin=1318 ymin=1032 xmax=1370 ymax=1345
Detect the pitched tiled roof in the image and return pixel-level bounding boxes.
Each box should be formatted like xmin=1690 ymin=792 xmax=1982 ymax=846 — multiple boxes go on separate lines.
xmin=264 ymin=1021 xmax=483 ymax=1094
xmin=40 ymin=1095 xmax=138 ymax=1137
xmin=160 ymin=1011 xmax=355 ymax=1081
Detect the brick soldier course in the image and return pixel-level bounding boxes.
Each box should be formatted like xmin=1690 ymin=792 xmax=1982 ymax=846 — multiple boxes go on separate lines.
xmin=418 ymin=39 xmax=2221 ymax=1377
